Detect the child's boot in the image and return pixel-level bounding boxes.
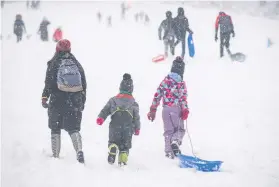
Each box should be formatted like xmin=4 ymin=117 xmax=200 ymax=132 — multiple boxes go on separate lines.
xmin=171 ymin=140 xmax=181 ymax=156
xmin=118 ymin=151 xmax=128 ymax=166
xmin=108 ymin=143 xmax=118 ymax=164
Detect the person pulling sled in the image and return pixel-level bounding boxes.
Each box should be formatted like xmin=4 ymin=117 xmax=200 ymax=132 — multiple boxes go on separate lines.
xmin=147 ymin=56 xmax=189 ymax=159
xmin=41 ymin=39 xmax=87 ymax=164
xmin=96 ymin=73 xmax=141 ymax=166
xmin=215 ymin=11 xmax=235 ymax=58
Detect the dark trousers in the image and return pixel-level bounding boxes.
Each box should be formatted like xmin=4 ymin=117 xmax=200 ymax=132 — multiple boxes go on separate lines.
xmin=220 ymin=32 xmax=232 ymax=57
xmin=108 ymin=125 xmax=133 ymax=152
xmin=174 ymin=37 xmax=186 ymax=58
xmin=163 ymin=35 xmax=175 ymax=56
xmin=16 ymin=34 xmax=22 ymax=42
xmin=48 ymin=108 xmax=82 ymax=135
xmin=40 ymin=31 xmax=49 ymax=41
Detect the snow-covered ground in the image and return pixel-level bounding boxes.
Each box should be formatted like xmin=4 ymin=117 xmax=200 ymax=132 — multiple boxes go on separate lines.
xmin=1 ymin=2 xmax=279 ymax=187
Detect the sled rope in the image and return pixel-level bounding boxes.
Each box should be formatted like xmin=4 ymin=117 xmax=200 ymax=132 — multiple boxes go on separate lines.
xmin=185 ymin=120 xmax=196 ymax=158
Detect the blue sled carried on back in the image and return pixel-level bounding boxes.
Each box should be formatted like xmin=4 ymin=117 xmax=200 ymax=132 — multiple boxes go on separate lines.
xmin=187 ymin=34 xmax=195 ymax=58
xmin=178 ymin=154 xmax=223 ymax=172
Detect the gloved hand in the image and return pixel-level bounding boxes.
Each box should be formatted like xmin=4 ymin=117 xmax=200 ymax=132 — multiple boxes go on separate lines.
xmin=42 ymin=97 xmax=48 ymax=108
xmin=232 ymin=31 xmax=235 ymax=38
xmin=159 ymin=35 xmax=162 ymax=40
xmin=215 ymin=34 xmax=218 ymax=42
xmin=181 ymin=108 xmax=189 ymax=120
xmin=96 ymin=117 xmax=104 ymax=125
xmin=134 ymin=129 xmax=140 ymax=136
xmin=147 ymin=108 xmax=156 ymax=122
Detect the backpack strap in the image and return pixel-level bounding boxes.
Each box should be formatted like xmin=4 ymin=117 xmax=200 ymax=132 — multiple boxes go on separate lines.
xmin=111 ymin=106 xmax=133 ymax=118
xmin=110 ymin=98 xmax=134 ymax=118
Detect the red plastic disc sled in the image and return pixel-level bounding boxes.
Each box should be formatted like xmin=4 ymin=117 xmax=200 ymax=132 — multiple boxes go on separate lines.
xmin=152 ymin=54 xmax=165 ymax=63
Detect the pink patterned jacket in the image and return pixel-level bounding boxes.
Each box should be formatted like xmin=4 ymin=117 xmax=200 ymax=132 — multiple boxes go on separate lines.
xmin=150 ymin=72 xmax=188 ymax=110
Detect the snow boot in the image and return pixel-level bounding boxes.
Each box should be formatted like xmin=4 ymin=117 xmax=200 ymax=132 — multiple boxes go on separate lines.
xmin=77 ymin=151 xmax=85 ymax=163
xmin=165 ymin=152 xmax=175 ymax=159
xmin=108 ymin=143 xmax=118 ymax=164
xmin=118 ymin=151 xmax=128 ymax=166
xmin=70 ymin=132 xmax=84 ymax=163
xmin=171 ymin=141 xmax=181 ymax=156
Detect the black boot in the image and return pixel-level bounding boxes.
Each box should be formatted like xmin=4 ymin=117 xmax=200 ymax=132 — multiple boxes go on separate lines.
xmin=171 ymin=141 xmax=181 ymax=156
xmin=70 ymin=132 xmax=84 ymax=164
xmin=108 ymin=144 xmax=118 ymax=165
xmin=77 ymin=151 xmax=84 ymax=163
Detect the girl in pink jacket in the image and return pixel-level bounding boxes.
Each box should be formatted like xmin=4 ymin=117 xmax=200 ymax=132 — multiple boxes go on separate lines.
xmin=147 ymin=56 xmax=189 ymax=159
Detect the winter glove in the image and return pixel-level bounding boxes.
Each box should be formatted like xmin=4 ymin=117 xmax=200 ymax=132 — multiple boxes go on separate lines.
xmin=96 ymin=117 xmax=104 ymax=125
xmin=147 ymin=108 xmax=156 ymax=122
xmin=159 ymin=35 xmax=162 ymax=40
xmin=181 ymin=108 xmax=189 ymax=120
xmin=41 ymin=97 xmax=48 ymax=108
xmin=134 ymin=129 xmax=140 ymax=136
xmin=215 ymin=34 xmax=218 ymax=42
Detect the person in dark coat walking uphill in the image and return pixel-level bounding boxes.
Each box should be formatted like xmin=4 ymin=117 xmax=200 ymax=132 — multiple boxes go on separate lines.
xmin=41 ymin=39 xmax=87 ymax=164
xmin=215 ymin=11 xmax=235 ymax=58
xmin=158 ymin=11 xmax=177 ymax=57
xmin=96 ymin=73 xmax=141 ymax=166
xmin=14 ymin=14 xmax=26 ymax=43
xmin=173 ymin=7 xmax=193 ymax=59
xmin=38 ymin=17 xmax=51 ymax=41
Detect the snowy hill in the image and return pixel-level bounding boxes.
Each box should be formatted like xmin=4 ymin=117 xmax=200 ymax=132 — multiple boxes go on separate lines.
xmin=1 ymin=2 xmax=279 ymax=187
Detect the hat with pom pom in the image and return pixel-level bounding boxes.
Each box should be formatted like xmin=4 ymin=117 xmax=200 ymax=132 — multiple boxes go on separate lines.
xmin=171 ymin=56 xmax=185 ymax=78
xmin=119 ymin=73 xmax=133 ymax=94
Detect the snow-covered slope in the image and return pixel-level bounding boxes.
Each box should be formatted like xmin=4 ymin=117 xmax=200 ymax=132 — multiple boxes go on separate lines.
xmin=2 ymin=2 xmax=279 ymax=187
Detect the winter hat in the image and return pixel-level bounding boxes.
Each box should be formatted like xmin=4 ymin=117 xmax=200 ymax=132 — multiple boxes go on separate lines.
xmin=119 ymin=73 xmax=133 ymax=94
xmin=166 ymin=11 xmax=172 ymax=19
xmin=178 ymin=7 xmax=184 ymax=16
xmin=56 ymin=39 xmax=71 ymax=52
xmin=171 ymin=56 xmax=185 ymax=78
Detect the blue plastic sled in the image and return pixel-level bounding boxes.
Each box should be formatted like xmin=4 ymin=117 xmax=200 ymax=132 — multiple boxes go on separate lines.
xmin=187 ymin=34 xmax=195 ymax=58
xmin=178 ymin=154 xmax=223 ymax=172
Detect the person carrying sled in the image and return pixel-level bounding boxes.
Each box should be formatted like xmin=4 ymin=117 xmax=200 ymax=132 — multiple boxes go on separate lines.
xmin=41 ymin=39 xmax=87 ymax=164
xmin=215 ymin=11 xmax=235 ymax=58
xmin=173 ymin=7 xmax=193 ymax=59
xmin=158 ymin=11 xmax=177 ymax=58
xmin=38 ymin=17 xmax=50 ymax=41
xmin=53 ymin=27 xmax=63 ymax=42
xmin=147 ymin=56 xmax=189 ymax=159
xmin=13 ymin=14 xmax=26 ymax=43
xmin=96 ymin=73 xmax=141 ymax=166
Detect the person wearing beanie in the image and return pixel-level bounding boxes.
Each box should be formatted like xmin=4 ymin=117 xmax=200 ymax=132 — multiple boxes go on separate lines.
xmin=41 ymin=39 xmax=87 ymax=164
xmin=173 ymin=7 xmax=193 ymax=58
xmin=96 ymin=73 xmax=141 ymax=166
xmin=158 ymin=10 xmax=177 ymax=57
xmin=147 ymin=56 xmax=189 ymax=159
xmin=14 ymin=14 xmax=27 ymax=43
